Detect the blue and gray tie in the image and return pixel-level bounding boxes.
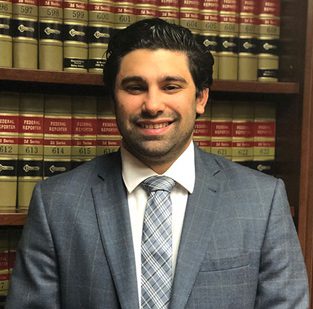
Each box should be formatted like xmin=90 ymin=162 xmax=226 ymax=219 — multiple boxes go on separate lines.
xmin=141 ymin=176 xmax=175 ymax=309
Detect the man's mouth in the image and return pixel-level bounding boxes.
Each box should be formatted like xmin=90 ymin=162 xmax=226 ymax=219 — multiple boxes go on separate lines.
xmin=139 ymin=122 xmax=170 ymax=129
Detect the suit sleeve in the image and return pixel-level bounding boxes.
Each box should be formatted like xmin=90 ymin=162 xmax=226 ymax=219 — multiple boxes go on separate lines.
xmin=255 ymin=178 xmax=309 ymax=308
xmin=5 ymin=182 xmax=60 ymax=308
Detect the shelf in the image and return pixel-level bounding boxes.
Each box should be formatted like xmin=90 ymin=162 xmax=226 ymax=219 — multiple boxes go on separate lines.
xmin=0 ymin=68 xmax=300 ymax=94
xmin=0 ymin=213 xmax=27 ymax=226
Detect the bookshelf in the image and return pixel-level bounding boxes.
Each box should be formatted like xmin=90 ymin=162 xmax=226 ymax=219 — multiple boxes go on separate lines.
xmin=1 ymin=0 xmax=313 ymax=304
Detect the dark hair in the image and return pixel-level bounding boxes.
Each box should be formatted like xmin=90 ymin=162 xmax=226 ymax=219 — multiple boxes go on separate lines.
xmin=103 ymin=18 xmax=214 ymax=97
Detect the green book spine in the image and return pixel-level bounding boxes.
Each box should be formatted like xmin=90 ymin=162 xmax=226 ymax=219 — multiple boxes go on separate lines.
xmin=17 ymin=93 xmax=44 ymax=213
xmin=0 ymin=92 xmax=19 ymax=213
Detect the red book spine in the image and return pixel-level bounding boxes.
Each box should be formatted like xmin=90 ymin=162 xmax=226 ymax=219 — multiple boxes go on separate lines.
xmin=157 ymin=0 xmax=179 ymax=24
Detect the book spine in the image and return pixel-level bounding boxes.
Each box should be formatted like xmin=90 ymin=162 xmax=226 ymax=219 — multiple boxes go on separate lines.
xmin=193 ymin=102 xmax=211 ymax=153
xmin=218 ymin=0 xmax=239 ymax=80
xmin=0 ymin=92 xmax=19 ymax=213
xmin=43 ymin=95 xmax=72 ymax=178
xmin=71 ymin=96 xmax=97 ymax=168
xmin=96 ymin=96 xmax=121 ymax=156
xmin=179 ymin=0 xmax=200 ymax=36
xmin=112 ymin=1 xmax=136 ymax=35
xmin=156 ymin=0 xmax=179 ymax=25
xmin=17 ymin=93 xmax=44 ymax=213
xmin=0 ymin=230 xmax=9 ymax=297
xmin=38 ymin=0 xmax=63 ymax=71
xmin=135 ymin=0 xmax=157 ymax=22
xmin=238 ymin=0 xmax=258 ymax=81
xmin=231 ymin=101 xmax=254 ymax=161
xmin=253 ymin=102 xmax=276 ymax=161
xmin=63 ymin=0 xmax=88 ymax=72
xmin=0 ymin=0 xmax=13 ymax=67
xmin=198 ymin=0 xmax=219 ymax=80
xmin=8 ymin=228 xmax=21 ymax=279
xmin=211 ymin=100 xmax=232 ymax=159
xmin=257 ymin=0 xmax=280 ymax=82
xmin=12 ymin=0 xmax=38 ymax=69
xmin=88 ymin=0 xmax=114 ymax=74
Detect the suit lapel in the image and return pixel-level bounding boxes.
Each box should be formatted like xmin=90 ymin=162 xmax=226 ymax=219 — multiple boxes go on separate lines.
xmin=92 ymin=152 xmax=139 ymax=309
xmin=170 ymin=149 xmax=223 ymax=309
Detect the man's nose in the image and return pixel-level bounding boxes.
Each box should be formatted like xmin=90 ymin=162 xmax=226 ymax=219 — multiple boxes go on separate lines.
xmin=142 ymin=90 xmax=165 ymax=115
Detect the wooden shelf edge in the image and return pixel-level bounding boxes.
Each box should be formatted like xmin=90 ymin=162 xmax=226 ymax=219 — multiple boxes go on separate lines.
xmin=0 ymin=68 xmax=300 ymax=94
xmin=0 ymin=213 xmax=27 ymax=226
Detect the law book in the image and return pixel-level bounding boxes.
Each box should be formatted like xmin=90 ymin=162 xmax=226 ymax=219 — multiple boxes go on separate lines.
xmin=257 ymin=0 xmax=280 ymax=82
xmin=253 ymin=102 xmax=276 ymax=161
xmin=12 ymin=0 xmax=38 ymax=69
xmin=112 ymin=0 xmax=136 ymax=35
xmin=38 ymin=0 xmax=63 ymax=71
xmin=198 ymin=0 xmax=219 ymax=80
xmin=193 ymin=101 xmax=211 ymax=153
xmin=0 ymin=0 xmax=13 ymax=68
xmin=43 ymin=95 xmax=72 ymax=179
xmin=17 ymin=93 xmax=44 ymax=213
xmin=135 ymin=0 xmax=157 ymax=22
xmin=179 ymin=0 xmax=200 ymax=36
xmin=211 ymin=100 xmax=232 ymax=160
xmin=96 ymin=96 xmax=121 ymax=156
xmin=218 ymin=0 xmax=239 ymax=80
xmin=156 ymin=0 xmax=179 ymax=25
xmin=0 ymin=92 xmax=19 ymax=213
xmin=71 ymin=96 xmax=97 ymax=169
xmin=0 ymin=229 xmax=9 ymax=297
xmin=8 ymin=228 xmax=22 ymax=279
xmin=88 ymin=0 xmax=113 ymax=74
xmin=238 ymin=0 xmax=258 ymax=81
xmin=231 ymin=101 xmax=254 ymax=162
xmin=63 ymin=0 xmax=88 ymax=72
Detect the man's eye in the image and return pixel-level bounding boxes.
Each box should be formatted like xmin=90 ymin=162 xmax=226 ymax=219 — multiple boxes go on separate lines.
xmin=163 ymin=84 xmax=181 ymax=92
xmin=125 ymin=85 xmax=145 ymax=94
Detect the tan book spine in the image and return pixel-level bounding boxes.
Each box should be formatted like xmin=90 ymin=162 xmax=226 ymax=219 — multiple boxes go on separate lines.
xmin=193 ymin=102 xmax=211 ymax=153
xmin=71 ymin=96 xmax=97 ymax=168
xmin=17 ymin=93 xmax=44 ymax=213
xmin=238 ymin=0 xmax=258 ymax=81
xmin=0 ymin=0 xmax=13 ymax=68
xmin=112 ymin=0 xmax=136 ymax=35
xmin=0 ymin=92 xmax=19 ymax=213
xmin=38 ymin=0 xmax=63 ymax=71
xmin=156 ymin=0 xmax=179 ymax=25
xmin=96 ymin=96 xmax=121 ymax=156
xmin=231 ymin=101 xmax=254 ymax=161
xmin=134 ymin=0 xmax=157 ymax=22
xmin=211 ymin=100 xmax=232 ymax=159
xmin=179 ymin=0 xmax=200 ymax=36
xmin=0 ymin=230 xmax=9 ymax=297
xmin=218 ymin=0 xmax=239 ymax=80
xmin=43 ymin=95 xmax=72 ymax=178
xmin=199 ymin=0 xmax=219 ymax=80
xmin=88 ymin=0 xmax=114 ymax=74
xmin=253 ymin=102 xmax=276 ymax=161
xmin=257 ymin=0 xmax=280 ymax=82
xmin=63 ymin=0 xmax=88 ymax=72
xmin=12 ymin=0 xmax=38 ymax=69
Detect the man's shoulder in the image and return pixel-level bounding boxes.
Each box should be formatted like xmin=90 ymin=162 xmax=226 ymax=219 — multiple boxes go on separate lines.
xmin=196 ymin=148 xmax=277 ymax=185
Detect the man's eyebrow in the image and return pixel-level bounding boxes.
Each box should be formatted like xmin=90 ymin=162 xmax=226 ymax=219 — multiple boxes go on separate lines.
xmin=120 ymin=76 xmax=145 ymax=86
xmin=162 ymin=76 xmax=188 ymax=83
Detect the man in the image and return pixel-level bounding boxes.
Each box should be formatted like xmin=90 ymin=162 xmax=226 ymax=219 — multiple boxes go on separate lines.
xmin=6 ymin=18 xmax=308 ymax=308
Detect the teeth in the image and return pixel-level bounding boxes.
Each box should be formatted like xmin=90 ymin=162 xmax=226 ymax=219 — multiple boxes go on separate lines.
xmin=141 ymin=123 xmax=169 ymax=129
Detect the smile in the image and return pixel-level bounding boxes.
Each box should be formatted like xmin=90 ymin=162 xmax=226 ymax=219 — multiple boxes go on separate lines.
xmin=139 ymin=122 xmax=170 ymax=129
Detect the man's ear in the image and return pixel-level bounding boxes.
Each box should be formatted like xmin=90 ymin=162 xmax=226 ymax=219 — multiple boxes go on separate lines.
xmin=196 ymin=88 xmax=209 ymax=115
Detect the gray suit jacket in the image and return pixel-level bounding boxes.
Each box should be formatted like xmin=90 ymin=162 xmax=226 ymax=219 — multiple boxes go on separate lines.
xmin=5 ymin=147 xmax=309 ymax=308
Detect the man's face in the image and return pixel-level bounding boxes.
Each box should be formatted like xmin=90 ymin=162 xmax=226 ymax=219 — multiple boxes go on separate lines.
xmin=114 ymin=48 xmax=209 ymax=173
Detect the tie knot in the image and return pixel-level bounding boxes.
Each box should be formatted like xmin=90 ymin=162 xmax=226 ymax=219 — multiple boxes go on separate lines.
xmin=142 ymin=176 xmax=175 ymax=193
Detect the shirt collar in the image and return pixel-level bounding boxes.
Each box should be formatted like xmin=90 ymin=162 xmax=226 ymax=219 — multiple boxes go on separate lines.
xmin=121 ymin=142 xmax=195 ymax=194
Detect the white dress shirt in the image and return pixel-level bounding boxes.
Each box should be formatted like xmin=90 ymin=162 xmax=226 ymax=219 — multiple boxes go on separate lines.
xmin=121 ymin=142 xmax=196 ymax=302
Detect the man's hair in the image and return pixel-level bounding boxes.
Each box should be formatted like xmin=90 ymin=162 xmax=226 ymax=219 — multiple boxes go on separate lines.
xmin=103 ymin=18 xmax=214 ymax=97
